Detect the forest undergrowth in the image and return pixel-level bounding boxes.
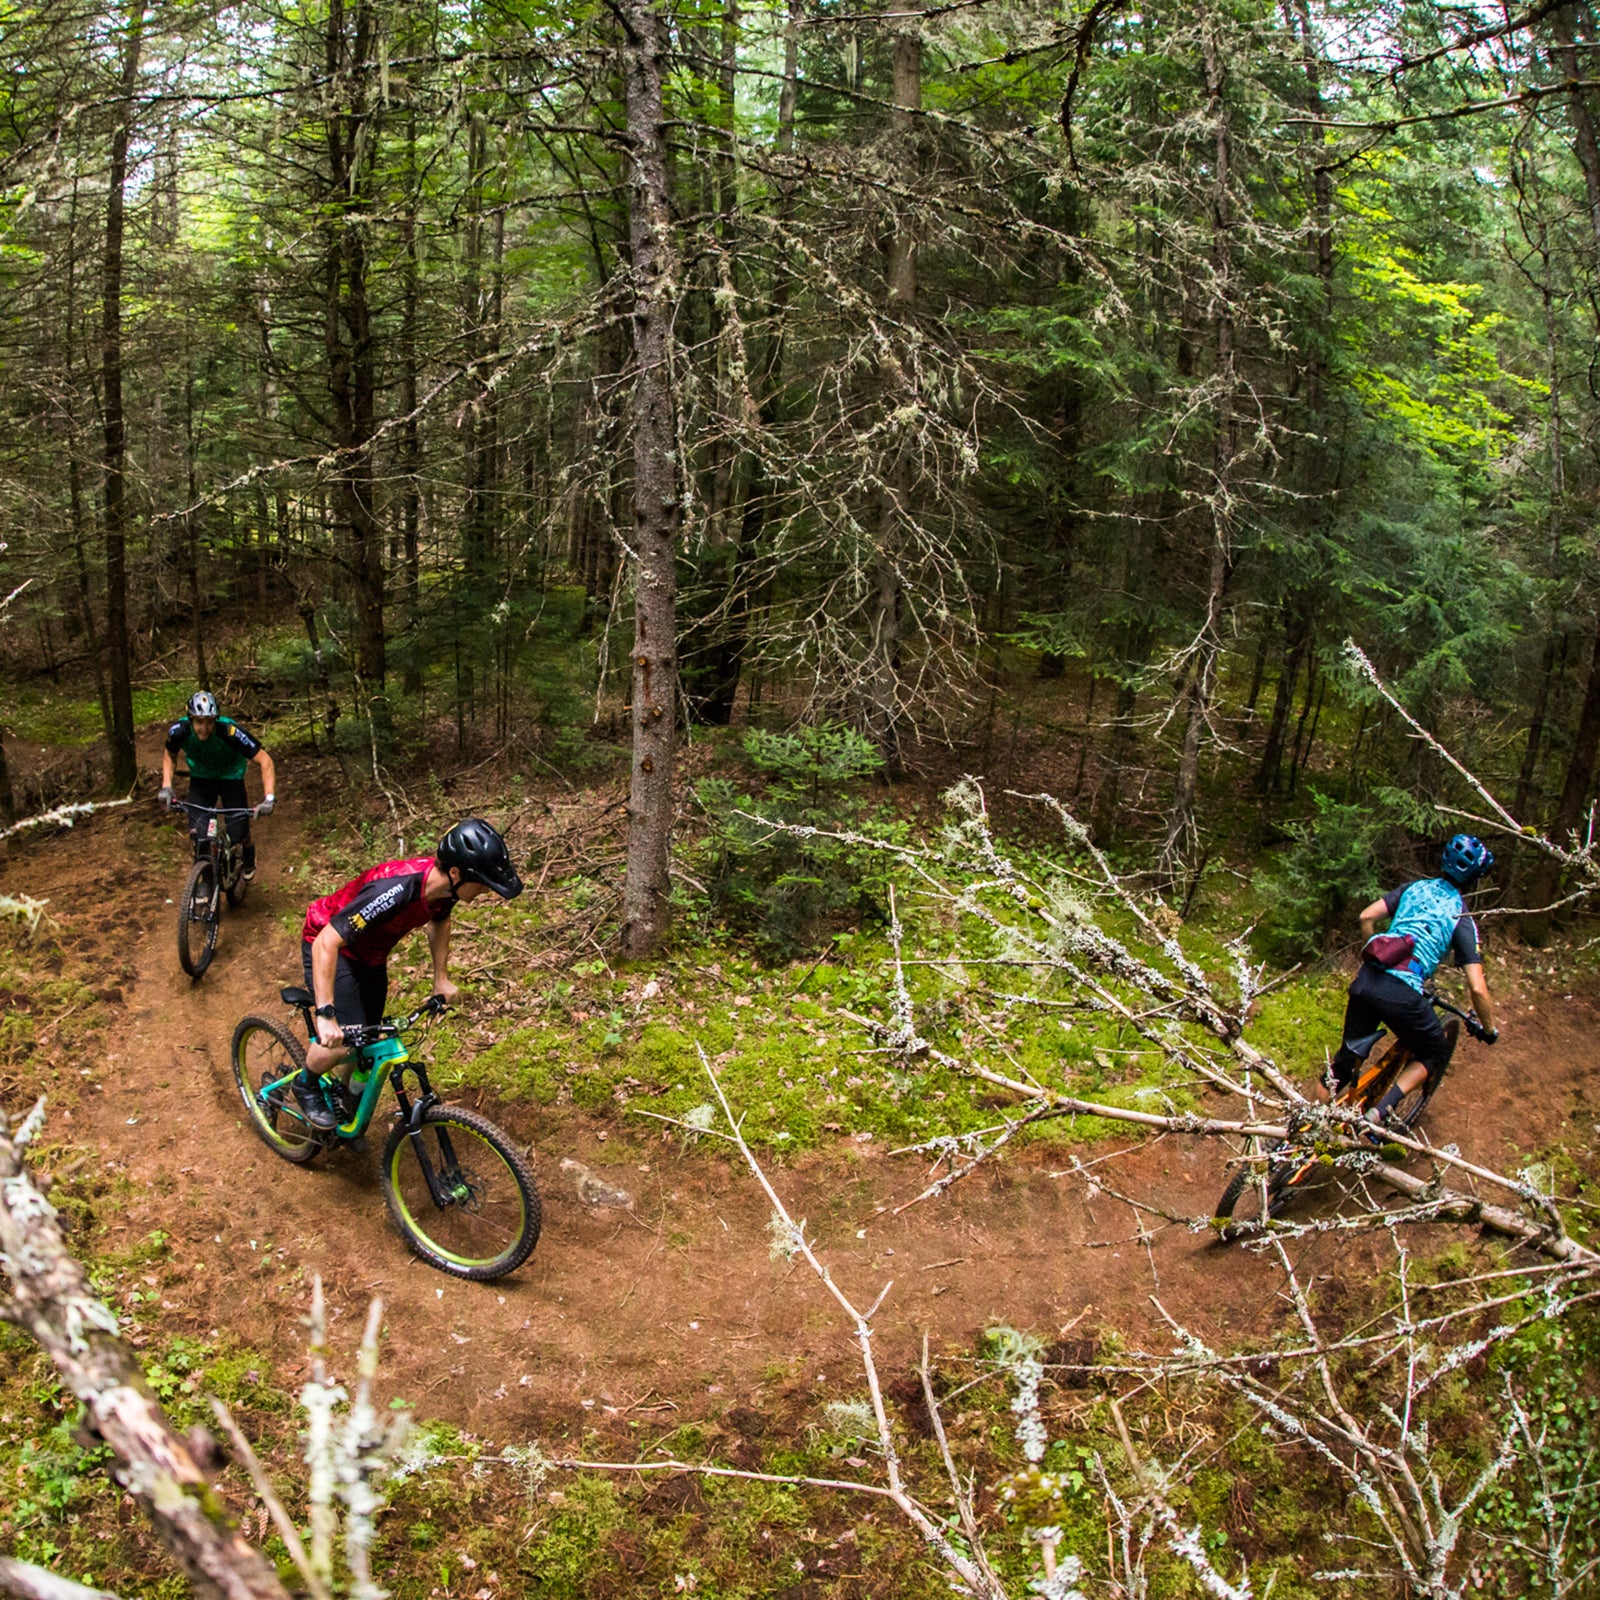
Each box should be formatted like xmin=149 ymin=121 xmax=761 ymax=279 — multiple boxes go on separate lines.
xmin=3 ymin=652 xmax=1600 ymax=1600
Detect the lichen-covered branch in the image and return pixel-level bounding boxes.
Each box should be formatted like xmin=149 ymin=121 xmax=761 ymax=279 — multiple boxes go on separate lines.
xmin=0 ymin=1100 xmax=293 ymax=1600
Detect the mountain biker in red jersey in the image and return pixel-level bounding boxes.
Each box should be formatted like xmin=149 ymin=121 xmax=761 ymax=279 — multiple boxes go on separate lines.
xmin=158 ymin=690 xmax=276 ymax=880
xmin=291 ymin=818 xmax=523 ymax=1130
xmin=1324 ymin=833 xmax=1500 ymax=1124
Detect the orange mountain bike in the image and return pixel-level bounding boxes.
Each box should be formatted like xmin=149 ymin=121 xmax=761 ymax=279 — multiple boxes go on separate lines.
xmin=1214 ymin=989 xmax=1486 ymax=1240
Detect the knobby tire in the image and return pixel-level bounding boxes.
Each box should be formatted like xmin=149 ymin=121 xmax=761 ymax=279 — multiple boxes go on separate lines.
xmin=1214 ymin=1157 xmax=1296 ymax=1240
xmin=231 ymin=1014 xmax=321 ymax=1165
xmin=225 ymin=850 xmax=249 ymax=910
xmin=178 ymin=859 xmax=219 ymax=978
xmin=381 ymin=1106 xmax=540 ymax=1280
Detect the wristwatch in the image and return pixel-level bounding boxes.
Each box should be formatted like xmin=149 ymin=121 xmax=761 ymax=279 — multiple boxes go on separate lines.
xmin=316 ymin=1004 xmax=338 ymax=1020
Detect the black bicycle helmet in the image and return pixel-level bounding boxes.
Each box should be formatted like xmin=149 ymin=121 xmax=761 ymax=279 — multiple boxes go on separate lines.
xmin=188 ymin=690 xmax=218 ymax=719
xmin=437 ymin=818 xmax=523 ymax=899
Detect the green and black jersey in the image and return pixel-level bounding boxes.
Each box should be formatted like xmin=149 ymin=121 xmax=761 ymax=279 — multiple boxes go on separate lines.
xmin=165 ymin=716 xmax=262 ymax=782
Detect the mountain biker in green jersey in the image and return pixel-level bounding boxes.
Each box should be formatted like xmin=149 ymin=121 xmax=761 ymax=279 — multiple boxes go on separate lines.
xmin=290 ymin=819 xmax=523 ymax=1130
xmin=158 ymin=691 xmax=276 ymax=880
xmin=1324 ymin=833 xmax=1500 ymax=1124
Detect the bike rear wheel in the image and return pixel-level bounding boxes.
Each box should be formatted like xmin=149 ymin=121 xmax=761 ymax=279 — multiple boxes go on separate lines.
xmin=1385 ymin=1020 xmax=1458 ymax=1132
xmin=178 ymin=859 xmax=219 ymax=978
xmin=381 ymin=1107 xmax=540 ymax=1280
xmin=225 ymin=849 xmax=249 ymax=909
xmin=231 ymin=1014 xmax=321 ymax=1165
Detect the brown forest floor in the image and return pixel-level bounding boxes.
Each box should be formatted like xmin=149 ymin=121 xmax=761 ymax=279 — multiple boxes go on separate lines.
xmin=4 ymin=735 xmax=1599 ymax=1453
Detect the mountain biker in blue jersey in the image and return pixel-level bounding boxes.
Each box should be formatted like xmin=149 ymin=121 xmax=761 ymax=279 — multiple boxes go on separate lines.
xmin=158 ymin=691 xmax=276 ymax=881
xmin=1324 ymin=834 xmax=1500 ymax=1123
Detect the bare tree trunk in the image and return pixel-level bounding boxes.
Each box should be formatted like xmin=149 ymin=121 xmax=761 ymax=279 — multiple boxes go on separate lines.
xmin=182 ymin=359 xmax=207 ymax=687
xmin=102 ymin=2 xmax=145 ymax=792
xmin=1515 ymin=629 xmax=1560 ymax=820
xmin=1527 ymin=615 xmax=1600 ymax=927
xmin=401 ymin=105 xmax=424 ymax=698
xmin=0 ymin=722 xmax=15 ymax=823
xmin=698 ymin=0 xmax=801 ymax=725
xmin=324 ymin=0 xmax=386 ymax=691
xmin=1257 ymin=605 xmax=1311 ymax=792
xmin=619 ymin=0 xmax=682 ymax=958
xmin=1522 ymin=4 xmax=1600 ymax=930
xmin=1160 ymin=10 xmax=1234 ymax=879
xmin=865 ymin=25 xmax=920 ymax=774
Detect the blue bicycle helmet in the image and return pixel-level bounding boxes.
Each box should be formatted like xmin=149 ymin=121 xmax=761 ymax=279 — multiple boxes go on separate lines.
xmin=1440 ymin=833 xmax=1494 ymax=887
xmin=187 ymin=690 xmax=218 ymax=719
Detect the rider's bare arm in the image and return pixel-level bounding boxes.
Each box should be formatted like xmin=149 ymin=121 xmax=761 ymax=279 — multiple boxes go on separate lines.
xmin=1357 ymin=897 xmax=1389 ymax=940
xmin=252 ymin=746 xmax=276 ymax=803
xmin=309 ymin=925 xmax=348 ymax=1058
xmin=425 ymin=915 xmax=458 ymax=1002
xmin=1463 ymin=961 xmax=1496 ymax=1035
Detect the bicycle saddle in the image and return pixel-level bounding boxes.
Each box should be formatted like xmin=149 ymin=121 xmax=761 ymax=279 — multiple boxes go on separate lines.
xmin=280 ymin=986 xmax=313 ymax=1009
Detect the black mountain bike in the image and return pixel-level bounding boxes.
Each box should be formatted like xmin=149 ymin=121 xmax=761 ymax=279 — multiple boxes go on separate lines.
xmin=1214 ymin=990 xmax=1488 ymax=1240
xmin=167 ymin=800 xmax=259 ymax=979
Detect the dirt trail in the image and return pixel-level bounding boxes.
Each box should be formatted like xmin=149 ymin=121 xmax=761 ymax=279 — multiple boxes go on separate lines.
xmin=7 ymin=777 xmax=1599 ymax=1444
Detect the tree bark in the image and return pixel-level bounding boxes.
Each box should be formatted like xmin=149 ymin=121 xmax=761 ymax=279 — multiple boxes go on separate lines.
xmin=1523 ymin=8 xmax=1600 ymax=928
xmin=0 ymin=721 xmax=15 ymax=823
xmin=1160 ymin=10 xmax=1234 ymax=879
xmin=400 ymin=102 xmax=424 ymax=698
xmin=1256 ymin=605 xmax=1311 ymax=793
xmin=101 ymin=3 xmax=145 ymax=792
xmin=865 ymin=25 xmax=921 ymax=774
xmin=323 ymin=0 xmax=386 ymax=691
xmin=1515 ymin=628 xmax=1560 ymax=821
xmin=1527 ymin=613 xmax=1600 ymax=923
xmin=0 ymin=1556 xmax=123 ymax=1600
xmin=619 ymin=0 xmax=682 ymax=958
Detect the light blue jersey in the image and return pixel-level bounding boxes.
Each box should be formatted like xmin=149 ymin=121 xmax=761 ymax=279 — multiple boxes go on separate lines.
xmin=1369 ymin=877 xmax=1479 ymax=992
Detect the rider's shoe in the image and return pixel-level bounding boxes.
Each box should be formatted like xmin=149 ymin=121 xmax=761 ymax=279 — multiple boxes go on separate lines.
xmin=291 ymin=1071 xmax=341 ymax=1132
xmin=1361 ymin=1103 xmax=1396 ymax=1147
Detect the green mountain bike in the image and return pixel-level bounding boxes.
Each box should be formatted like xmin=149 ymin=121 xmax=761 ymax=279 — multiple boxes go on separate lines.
xmin=230 ymin=991 xmax=541 ymax=1280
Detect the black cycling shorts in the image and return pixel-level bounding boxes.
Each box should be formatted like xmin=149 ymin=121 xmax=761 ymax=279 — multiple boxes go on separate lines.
xmin=301 ymin=941 xmax=388 ymax=1030
xmin=187 ymin=777 xmax=251 ymax=844
xmin=1336 ymin=962 xmax=1451 ymax=1082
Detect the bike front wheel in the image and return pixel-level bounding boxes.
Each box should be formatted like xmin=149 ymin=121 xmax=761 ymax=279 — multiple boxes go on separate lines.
xmin=178 ymin=859 xmax=219 ymax=978
xmin=231 ymin=1014 xmax=321 ymax=1165
xmin=381 ymin=1107 xmax=540 ymax=1280
xmin=1214 ymin=1151 xmax=1298 ymax=1241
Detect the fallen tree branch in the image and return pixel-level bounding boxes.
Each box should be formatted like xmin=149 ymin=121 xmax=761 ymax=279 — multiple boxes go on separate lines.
xmin=0 ymin=796 xmax=135 ymax=845
xmin=0 ymin=1099 xmax=292 ymax=1600
xmin=0 ymin=1559 xmax=122 ymax=1600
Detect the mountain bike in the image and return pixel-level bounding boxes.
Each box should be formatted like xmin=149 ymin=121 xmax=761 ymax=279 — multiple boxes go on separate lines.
xmin=229 ymin=991 xmax=541 ymax=1280
xmin=167 ymin=800 xmax=259 ymax=979
xmin=1213 ymin=989 xmax=1487 ymax=1240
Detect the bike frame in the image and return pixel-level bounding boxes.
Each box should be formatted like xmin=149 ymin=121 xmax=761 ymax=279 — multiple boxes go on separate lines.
xmin=176 ymin=803 xmax=256 ymax=896
xmin=264 ymin=997 xmax=465 ymax=1210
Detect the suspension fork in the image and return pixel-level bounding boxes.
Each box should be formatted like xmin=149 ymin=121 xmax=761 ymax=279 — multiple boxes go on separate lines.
xmin=390 ymin=1063 xmax=459 ymax=1210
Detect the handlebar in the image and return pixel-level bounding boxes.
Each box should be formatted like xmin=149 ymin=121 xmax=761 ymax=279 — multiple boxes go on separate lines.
xmin=1422 ymin=989 xmax=1492 ymax=1041
xmin=340 ymin=993 xmax=451 ymax=1048
xmin=164 ymin=798 xmax=260 ymax=818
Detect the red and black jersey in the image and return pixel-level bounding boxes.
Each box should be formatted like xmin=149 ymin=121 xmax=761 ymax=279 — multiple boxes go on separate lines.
xmin=302 ymin=855 xmax=451 ymax=967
